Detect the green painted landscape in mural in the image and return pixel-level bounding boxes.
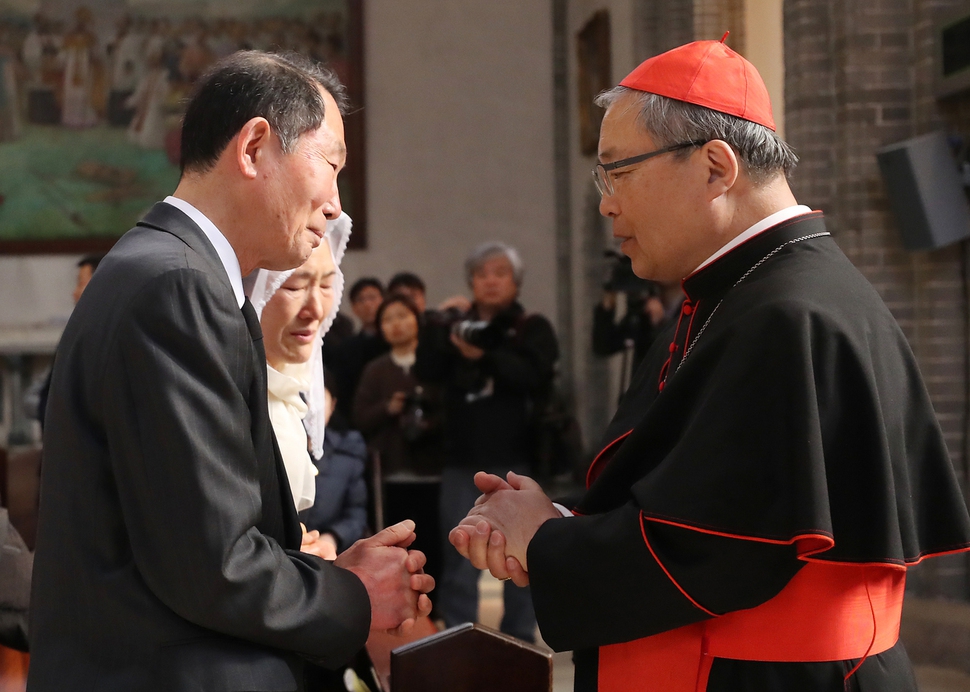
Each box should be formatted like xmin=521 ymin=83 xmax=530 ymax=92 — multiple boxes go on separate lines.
xmin=0 ymin=123 xmax=178 ymax=240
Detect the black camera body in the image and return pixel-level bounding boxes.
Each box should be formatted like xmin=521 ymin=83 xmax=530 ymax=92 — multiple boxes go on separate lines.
xmin=603 ymin=250 xmax=659 ymax=298
xmin=425 ymin=306 xmax=508 ymax=351
xmin=601 ymin=251 xmax=663 ymax=343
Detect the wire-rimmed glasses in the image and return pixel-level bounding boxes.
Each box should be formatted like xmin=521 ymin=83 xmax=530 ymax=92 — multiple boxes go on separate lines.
xmin=592 ymin=140 xmax=707 ymax=197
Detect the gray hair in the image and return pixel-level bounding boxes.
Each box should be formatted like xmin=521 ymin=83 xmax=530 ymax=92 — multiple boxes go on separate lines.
xmin=594 ymin=87 xmax=798 ymax=184
xmin=465 ymin=242 xmax=524 ymax=287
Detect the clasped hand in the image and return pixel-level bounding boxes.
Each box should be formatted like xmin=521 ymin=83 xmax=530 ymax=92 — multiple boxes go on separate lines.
xmin=333 ymin=520 xmax=435 ymax=635
xmin=448 ymin=471 xmax=561 ymax=587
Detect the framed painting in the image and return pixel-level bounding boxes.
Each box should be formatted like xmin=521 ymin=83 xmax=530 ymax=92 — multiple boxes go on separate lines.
xmin=577 ymin=10 xmax=611 ymax=157
xmin=0 ymin=0 xmax=366 ymax=254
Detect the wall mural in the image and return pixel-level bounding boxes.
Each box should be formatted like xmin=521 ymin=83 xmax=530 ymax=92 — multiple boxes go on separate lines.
xmin=0 ymin=0 xmax=364 ymax=253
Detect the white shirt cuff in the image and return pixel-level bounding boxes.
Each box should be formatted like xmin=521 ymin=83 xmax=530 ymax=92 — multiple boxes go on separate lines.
xmin=552 ymin=502 xmax=574 ymax=518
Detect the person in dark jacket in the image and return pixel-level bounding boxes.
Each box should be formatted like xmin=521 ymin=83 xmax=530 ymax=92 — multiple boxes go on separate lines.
xmin=355 ymin=295 xmax=444 ymax=584
xmin=30 ymin=53 xmax=431 ymax=692
xmin=302 ymin=382 xmax=369 ymax=554
xmin=415 ymin=241 xmax=558 ymax=642
xmin=326 ymin=278 xmax=389 ymax=421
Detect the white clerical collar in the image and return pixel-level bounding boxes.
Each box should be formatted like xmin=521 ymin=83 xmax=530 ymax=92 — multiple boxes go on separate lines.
xmin=163 ymin=195 xmax=245 ymax=308
xmin=693 ymin=205 xmax=813 ymax=274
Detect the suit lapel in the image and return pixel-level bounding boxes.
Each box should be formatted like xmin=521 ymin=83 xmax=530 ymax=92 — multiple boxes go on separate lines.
xmin=139 ymin=203 xmax=303 ymax=550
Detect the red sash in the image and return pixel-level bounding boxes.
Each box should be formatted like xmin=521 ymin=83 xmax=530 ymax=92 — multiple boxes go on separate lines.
xmin=598 ymin=561 xmax=904 ymax=692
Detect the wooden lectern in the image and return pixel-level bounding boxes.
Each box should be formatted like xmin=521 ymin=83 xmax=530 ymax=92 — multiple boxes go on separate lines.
xmin=389 ymin=623 xmax=553 ymax=692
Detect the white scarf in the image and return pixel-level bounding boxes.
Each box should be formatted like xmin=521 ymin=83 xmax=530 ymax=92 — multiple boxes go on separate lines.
xmin=266 ymin=361 xmax=317 ymax=512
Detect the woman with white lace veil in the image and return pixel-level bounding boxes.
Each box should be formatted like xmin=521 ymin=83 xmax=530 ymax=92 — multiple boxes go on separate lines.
xmin=249 ymin=212 xmax=352 ymax=559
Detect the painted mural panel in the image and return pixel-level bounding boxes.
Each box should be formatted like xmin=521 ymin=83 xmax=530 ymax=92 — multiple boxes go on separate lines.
xmin=0 ymin=0 xmax=363 ymax=251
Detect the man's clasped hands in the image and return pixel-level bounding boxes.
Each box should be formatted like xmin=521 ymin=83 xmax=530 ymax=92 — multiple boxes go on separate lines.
xmin=301 ymin=470 xmax=560 ymax=636
xmin=303 ymin=519 xmax=436 ymax=635
xmin=448 ymin=471 xmax=562 ymax=587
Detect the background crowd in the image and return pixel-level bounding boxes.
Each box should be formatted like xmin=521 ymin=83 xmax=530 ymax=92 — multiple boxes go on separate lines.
xmin=313 ymin=240 xmax=560 ymax=643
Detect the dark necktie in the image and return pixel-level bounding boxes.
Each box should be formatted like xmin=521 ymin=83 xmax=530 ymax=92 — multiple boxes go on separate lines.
xmin=241 ymin=297 xmax=259 ymax=336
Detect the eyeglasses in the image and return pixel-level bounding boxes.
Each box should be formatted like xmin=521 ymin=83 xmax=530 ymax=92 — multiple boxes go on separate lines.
xmin=592 ymin=140 xmax=707 ymax=197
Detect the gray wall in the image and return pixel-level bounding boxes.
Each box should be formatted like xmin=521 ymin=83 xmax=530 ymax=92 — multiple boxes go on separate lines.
xmin=0 ymin=255 xmax=77 ymax=328
xmin=340 ymin=0 xmax=558 ymax=324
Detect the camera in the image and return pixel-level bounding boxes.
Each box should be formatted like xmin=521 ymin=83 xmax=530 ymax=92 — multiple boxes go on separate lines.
xmin=603 ymin=250 xmax=659 ymax=297
xmin=401 ymin=386 xmax=429 ymax=443
xmin=425 ymin=307 xmax=507 ymax=350
xmin=599 ymin=250 xmax=668 ymax=349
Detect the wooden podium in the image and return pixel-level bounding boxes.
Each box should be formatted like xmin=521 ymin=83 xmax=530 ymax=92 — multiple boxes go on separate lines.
xmin=386 ymin=623 xmax=552 ymax=692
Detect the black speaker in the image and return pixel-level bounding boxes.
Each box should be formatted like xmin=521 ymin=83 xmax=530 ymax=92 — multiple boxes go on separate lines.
xmin=876 ymin=131 xmax=970 ymax=250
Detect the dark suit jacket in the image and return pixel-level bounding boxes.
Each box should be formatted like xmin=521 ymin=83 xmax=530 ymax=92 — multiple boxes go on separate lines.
xmin=29 ymin=203 xmax=371 ymax=692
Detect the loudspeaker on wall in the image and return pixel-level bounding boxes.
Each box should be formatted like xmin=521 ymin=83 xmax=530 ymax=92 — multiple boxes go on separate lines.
xmin=876 ymin=131 xmax=970 ymax=251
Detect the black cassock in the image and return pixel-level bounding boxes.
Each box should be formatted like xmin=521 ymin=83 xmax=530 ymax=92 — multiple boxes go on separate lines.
xmin=528 ymin=213 xmax=970 ymax=691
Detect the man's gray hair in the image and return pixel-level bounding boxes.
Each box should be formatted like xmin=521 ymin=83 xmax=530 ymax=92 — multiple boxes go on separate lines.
xmin=594 ymin=87 xmax=798 ymax=184
xmin=465 ymin=242 xmax=524 ymax=287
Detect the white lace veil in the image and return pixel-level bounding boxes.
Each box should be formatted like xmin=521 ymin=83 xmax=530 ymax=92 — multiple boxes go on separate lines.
xmin=248 ymin=212 xmax=352 ymax=458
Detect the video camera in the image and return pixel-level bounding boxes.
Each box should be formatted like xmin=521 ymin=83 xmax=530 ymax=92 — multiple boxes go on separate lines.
xmin=599 ymin=250 xmax=667 ymax=356
xmin=603 ymin=250 xmax=659 ymax=298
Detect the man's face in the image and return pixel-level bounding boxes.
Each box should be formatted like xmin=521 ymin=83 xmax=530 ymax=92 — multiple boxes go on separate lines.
xmin=73 ymin=263 xmax=93 ymax=304
xmin=259 ymin=89 xmax=346 ymax=271
xmin=597 ymin=93 xmax=711 ymax=283
xmin=391 ymin=285 xmax=426 ymax=313
xmin=351 ymin=286 xmax=383 ymax=328
xmin=471 ymin=255 xmax=518 ymax=313
xmin=261 ymin=240 xmax=337 ymax=370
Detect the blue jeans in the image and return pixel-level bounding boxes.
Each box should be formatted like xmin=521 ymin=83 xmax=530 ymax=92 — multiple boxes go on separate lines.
xmin=437 ymin=465 xmax=537 ymax=642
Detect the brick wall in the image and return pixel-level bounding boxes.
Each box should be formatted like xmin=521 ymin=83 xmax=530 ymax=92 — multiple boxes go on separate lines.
xmin=785 ymin=0 xmax=970 ymax=600
xmin=694 ymin=0 xmax=746 ymax=50
xmin=633 ymin=0 xmax=694 ymax=60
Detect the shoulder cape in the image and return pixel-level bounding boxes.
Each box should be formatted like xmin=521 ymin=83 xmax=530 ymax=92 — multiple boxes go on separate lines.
xmin=580 ymin=214 xmax=970 ymax=566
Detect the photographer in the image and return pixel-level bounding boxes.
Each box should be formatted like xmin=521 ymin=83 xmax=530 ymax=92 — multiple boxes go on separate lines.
xmin=593 ymin=253 xmax=683 ymax=377
xmin=415 ymin=242 xmax=558 ymax=642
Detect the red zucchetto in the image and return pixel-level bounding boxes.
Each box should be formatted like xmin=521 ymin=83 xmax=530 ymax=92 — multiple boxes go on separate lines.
xmin=619 ymin=36 xmax=776 ymax=131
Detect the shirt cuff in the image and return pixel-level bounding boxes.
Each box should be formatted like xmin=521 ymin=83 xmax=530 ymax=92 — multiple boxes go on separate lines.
xmin=552 ymin=502 xmax=574 ymax=518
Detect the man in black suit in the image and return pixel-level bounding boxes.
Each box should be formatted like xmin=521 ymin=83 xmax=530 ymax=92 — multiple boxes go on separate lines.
xmin=29 ymin=51 xmax=433 ymax=691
